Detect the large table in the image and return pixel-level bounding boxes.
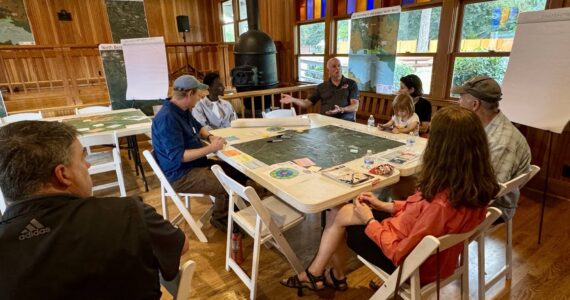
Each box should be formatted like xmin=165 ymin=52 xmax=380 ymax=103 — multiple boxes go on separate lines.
xmin=44 ymin=108 xmax=152 ymax=191
xmin=212 ymin=113 xmax=426 ymax=273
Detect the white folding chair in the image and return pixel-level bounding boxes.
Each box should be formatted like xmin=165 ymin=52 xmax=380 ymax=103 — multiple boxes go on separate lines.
xmin=360 ymin=207 xmax=502 ymax=300
xmin=211 ymin=164 xmax=304 ymax=300
xmin=0 ymin=187 xmax=6 ymax=218
xmin=79 ymin=132 xmax=126 ymax=197
xmin=75 ymin=105 xmax=112 ymax=115
xmin=161 ymin=260 xmax=196 ymax=300
xmin=476 ymin=165 xmax=540 ymax=300
xmin=142 ymin=150 xmax=215 ymax=243
xmin=2 ymin=112 xmax=42 ymax=123
xmin=261 ymin=107 xmax=296 ymax=118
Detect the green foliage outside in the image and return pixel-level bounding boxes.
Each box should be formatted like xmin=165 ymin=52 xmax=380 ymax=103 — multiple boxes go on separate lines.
xmin=452 ymin=56 xmax=509 ymax=86
xmin=393 ymin=63 xmax=414 ymax=90
xmin=300 ymin=23 xmax=325 ymax=54
xmin=461 ymin=0 xmax=547 ymax=40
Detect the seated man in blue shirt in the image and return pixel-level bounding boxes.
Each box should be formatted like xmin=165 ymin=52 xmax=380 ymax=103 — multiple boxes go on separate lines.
xmin=152 ymin=75 xmax=247 ymax=230
xmin=192 ymin=72 xmax=237 ymax=130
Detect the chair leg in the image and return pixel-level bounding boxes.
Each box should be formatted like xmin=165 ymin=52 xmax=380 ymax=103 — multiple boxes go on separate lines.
xmin=225 ymin=213 xmax=233 ymax=272
xmin=478 ymin=234 xmax=486 ymax=300
xmin=198 ymin=206 xmax=214 ymax=228
xmin=250 ymin=226 xmax=262 ymax=300
xmin=113 ymin=149 xmax=126 ymax=197
xmin=506 ymin=219 xmax=513 ymax=281
xmin=462 ymin=243 xmax=470 ymax=300
xmin=161 ymin=185 xmax=169 ymax=221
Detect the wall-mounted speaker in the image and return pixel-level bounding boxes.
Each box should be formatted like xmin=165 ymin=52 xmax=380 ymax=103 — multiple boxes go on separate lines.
xmin=176 ymin=15 xmax=190 ymax=33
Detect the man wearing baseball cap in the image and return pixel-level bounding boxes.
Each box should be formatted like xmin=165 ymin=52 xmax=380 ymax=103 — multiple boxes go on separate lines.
xmin=454 ymin=75 xmax=531 ymax=223
xmin=152 ymin=75 xmax=248 ymax=231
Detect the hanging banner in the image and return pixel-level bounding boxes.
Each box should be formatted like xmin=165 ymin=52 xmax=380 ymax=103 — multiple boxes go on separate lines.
xmin=348 ymin=6 xmax=401 ymax=92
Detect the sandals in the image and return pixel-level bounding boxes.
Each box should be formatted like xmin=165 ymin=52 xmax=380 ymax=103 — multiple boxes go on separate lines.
xmin=369 ymin=278 xmax=383 ymax=291
xmin=325 ymin=268 xmax=348 ymax=291
xmin=280 ymin=268 xmax=325 ymax=297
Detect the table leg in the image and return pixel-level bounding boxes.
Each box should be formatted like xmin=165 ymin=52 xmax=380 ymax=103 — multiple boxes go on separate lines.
xmin=128 ymin=136 xmax=149 ymax=192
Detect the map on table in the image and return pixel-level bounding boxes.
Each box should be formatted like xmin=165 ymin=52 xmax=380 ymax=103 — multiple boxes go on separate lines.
xmin=231 ymin=125 xmax=404 ymax=169
xmin=62 ymin=111 xmax=150 ymax=134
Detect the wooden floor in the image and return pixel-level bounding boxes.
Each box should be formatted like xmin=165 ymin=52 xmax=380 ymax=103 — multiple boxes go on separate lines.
xmin=93 ymin=145 xmax=570 ymax=300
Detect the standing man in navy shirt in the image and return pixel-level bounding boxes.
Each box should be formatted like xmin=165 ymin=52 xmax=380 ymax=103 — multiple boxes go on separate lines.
xmin=280 ymin=57 xmax=359 ymax=121
xmin=152 ymin=75 xmax=247 ymax=231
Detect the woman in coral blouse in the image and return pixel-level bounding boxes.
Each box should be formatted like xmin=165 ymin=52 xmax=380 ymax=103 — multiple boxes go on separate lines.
xmin=281 ymin=105 xmax=500 ymax=294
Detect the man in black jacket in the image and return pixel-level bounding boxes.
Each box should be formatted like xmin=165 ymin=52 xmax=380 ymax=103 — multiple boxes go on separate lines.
xmin=0 ymin=121 xmax=189 ymax=300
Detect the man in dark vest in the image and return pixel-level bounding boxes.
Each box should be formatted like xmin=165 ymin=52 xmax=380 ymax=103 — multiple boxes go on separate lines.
xmin=0 ymin=121 xmax=188 ymax=300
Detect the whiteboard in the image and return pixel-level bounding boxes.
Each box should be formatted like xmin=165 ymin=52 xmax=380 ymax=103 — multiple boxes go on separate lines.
xmin=501 ymin=7 xmax=570 ymax=134
xmin=122 ymin=37 xmax=169 ymax=100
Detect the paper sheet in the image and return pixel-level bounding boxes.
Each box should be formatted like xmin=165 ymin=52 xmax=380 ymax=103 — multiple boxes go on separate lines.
xmin=122 ymin=37 xmax=169 ymax=100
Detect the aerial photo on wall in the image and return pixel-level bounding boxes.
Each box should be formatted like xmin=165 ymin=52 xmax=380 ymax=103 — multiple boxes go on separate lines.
xmin=105 ymin=0 xmax=149 ymax=43
xmin=0 ymin=0 xmax=34 ymax=45
xmin=0 ymin=91 xmax=7 ymax=118
xmin=348 ymin=7 xmax=400 ymax=92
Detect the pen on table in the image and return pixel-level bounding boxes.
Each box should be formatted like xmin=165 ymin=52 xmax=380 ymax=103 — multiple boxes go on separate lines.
xmin=267 ymin=139 xmax=283 ymax=143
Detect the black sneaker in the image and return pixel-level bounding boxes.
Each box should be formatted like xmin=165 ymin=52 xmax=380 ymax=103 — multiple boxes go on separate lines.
xmin=210 ymin=217 xmax=228 ymax=232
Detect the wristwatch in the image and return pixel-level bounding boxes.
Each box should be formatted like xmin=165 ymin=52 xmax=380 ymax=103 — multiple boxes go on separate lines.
xmin=340 ymin=107 xmax=345 ymax=113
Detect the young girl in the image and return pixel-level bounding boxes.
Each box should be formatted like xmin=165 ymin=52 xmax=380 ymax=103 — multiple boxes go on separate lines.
xmin=281 ymin=105 xmax=499 ymax=294
xmin=381 ymin=94 xmax=419 ymax=134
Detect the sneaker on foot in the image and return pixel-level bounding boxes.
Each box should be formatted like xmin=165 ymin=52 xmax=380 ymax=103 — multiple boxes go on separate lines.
xmin=210 ymin=217 xmax=228 ymax=232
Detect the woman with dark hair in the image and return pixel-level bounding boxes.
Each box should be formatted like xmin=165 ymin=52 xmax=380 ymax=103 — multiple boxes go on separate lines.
xmin=281 ymin=105 xmax=500 ymax=295
xmin=398 ymin=74 xmax=432 ymax=134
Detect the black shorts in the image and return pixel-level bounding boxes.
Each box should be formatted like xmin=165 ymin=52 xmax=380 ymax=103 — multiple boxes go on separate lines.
xmin=346 ymin=210 xmax=397 ymax=274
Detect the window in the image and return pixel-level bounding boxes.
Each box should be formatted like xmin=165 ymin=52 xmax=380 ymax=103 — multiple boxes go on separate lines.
xmin=334 ymin=7 xmax=441 ymax=94
xmin=394 ymin=7 xmax=441 ymax=94
xmin=451 ymin=0 xmax=547 ymax=94
xmin=298 ymin=22 xmax=326 ymax=82
xmin=334 ymin=19 xmax=351 ymax=78
xmin=220 ymin=0 xmax=248 ymax=43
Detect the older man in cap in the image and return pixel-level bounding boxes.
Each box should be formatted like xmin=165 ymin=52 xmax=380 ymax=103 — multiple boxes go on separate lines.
xmin=454 ymin=75 xmax=531 ymax=222
xmin=152 ymin=75 xmax=247 ymax=231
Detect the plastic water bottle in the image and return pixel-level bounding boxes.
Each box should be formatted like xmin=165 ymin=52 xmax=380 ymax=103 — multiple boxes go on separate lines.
xmin=367 ymin=115 xmax=375 ymax=130
xmin=406 ymin=132 xmax=416 ymax=149
xmin=363 ymin=149 xmax=374 ymax=169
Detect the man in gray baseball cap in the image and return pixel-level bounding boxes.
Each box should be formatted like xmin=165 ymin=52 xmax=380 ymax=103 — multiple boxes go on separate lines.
xmin=152 ymin=75 xmax=248 ymax=231
xmin=455 ymin=75 xmax=531 ymax=223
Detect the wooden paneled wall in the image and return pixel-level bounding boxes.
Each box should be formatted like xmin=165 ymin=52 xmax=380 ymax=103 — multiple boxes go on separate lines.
xmin=258 ymin=0 xmax=296 ymax=85
xmin=144 ymin=0 xmax=219 ymax=43
xmin=24 ymin=0 xmax=113 ymax=45
xmin=22 ymin=0 xmax=218 ymax=45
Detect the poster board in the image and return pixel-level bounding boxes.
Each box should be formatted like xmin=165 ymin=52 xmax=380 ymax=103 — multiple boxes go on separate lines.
xmin=98 ymin=44 xmax=163 ymax=115
xmin=501 ymin=7 xmax=570 ymax=134
xmin=348 ymin=6 xmax=401 ymax=92
xmin=122 ymin=37 xmax=169 ymax=100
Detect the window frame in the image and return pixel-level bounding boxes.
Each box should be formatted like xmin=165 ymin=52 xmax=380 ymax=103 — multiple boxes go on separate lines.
xmin=447 ymin=0 xmax=547 ymax=98
xmin=220 ymin=0 xmax=249 ymax=43
xmin=296 ymin=18 xmax=327 ymax=83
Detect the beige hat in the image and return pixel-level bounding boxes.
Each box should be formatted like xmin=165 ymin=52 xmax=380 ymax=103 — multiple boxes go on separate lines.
xmin=451 ymin=76 xmax=502 ymax=103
